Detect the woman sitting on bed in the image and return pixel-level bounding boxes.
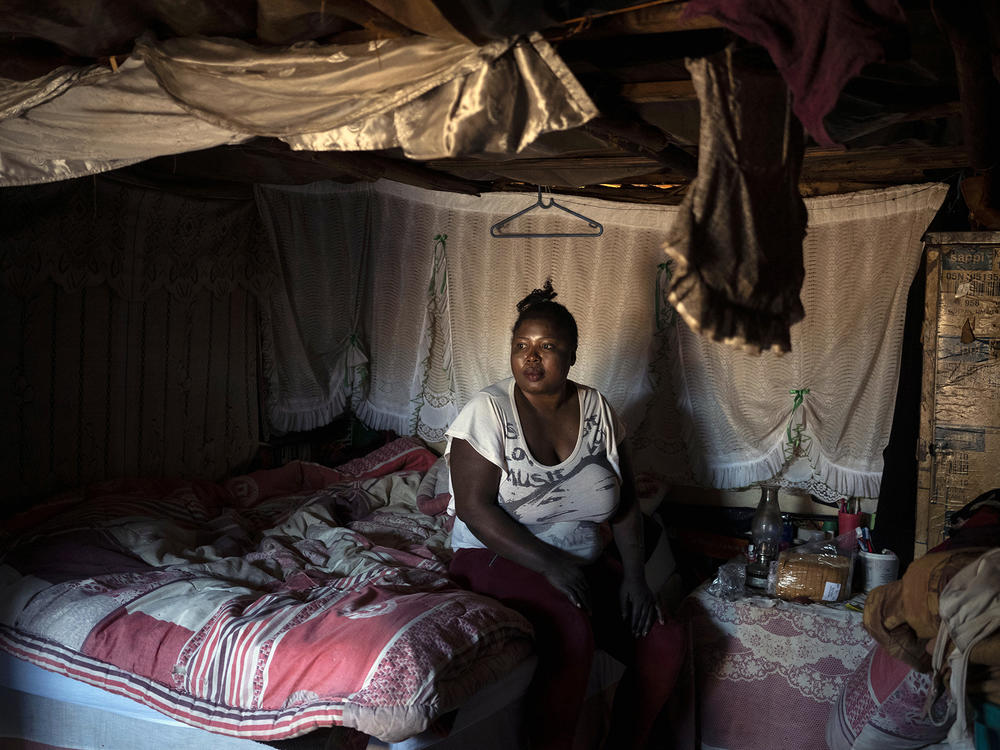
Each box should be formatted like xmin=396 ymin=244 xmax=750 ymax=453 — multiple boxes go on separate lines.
xmin=446 ymin=279 xmax=684 ymax=750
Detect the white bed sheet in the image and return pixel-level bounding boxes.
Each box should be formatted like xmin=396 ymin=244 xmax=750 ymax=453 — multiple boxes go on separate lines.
xmin=0 ymin=650 xmax=536 ymax=750
xmin=1 ymin=650 xmax=182 ymax=726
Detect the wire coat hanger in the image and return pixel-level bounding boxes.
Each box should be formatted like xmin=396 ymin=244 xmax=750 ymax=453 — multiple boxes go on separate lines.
xmin=489 ymin=186 xmax=604 ymax=238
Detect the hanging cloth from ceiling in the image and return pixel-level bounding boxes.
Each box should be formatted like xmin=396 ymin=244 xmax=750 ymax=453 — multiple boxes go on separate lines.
xmin=0 ymin=58 xmax=248 ymax=187
xmin=0 ymin=32 xmax=596 ymax=186
xmin=387 ymin=182 xmax=671 ymax=435
xmin=352 ymin=183 xmax=458 ymax=440
xmin=252 ymin=176 xmax=945 ymax=498
xmin=663 ymin=45 xmax=808 ymax=355
xmin=684 ymin=0 xmax=908 ymax=148
xmin=351 ymin=181 xmax=671 ymax=445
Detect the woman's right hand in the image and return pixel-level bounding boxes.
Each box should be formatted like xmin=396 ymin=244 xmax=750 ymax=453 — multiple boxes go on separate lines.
xmin=543 ymin=553 xmax=591 ymax=613
xmin=452 ymin=439 xmax=591 ymax=611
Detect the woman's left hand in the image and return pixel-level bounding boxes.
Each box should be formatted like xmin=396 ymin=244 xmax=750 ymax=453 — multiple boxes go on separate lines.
xmin=619 ymin=575 xmax=663 ymax=638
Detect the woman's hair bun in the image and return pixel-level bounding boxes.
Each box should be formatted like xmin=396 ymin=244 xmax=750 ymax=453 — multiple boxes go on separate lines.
xmin=511 ymin=277 xmax=578 ymax=355
xmin=516 ymin=277 xmax=558 ymax=313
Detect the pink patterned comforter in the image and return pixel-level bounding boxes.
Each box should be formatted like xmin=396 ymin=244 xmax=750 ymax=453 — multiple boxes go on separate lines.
xmin=0 ymin=438 xmax=533 ymax=743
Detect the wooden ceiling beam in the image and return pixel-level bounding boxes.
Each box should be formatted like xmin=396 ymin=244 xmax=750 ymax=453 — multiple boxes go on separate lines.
xmin=619 ymin=80 xmax=697 ymax=103
xmin=475 ymin=142 xmax=967 ymax=201
xmin=800 ymin=144 xmax=969 ymax=181
xmin=490 ymin=179 xmax=689 ymax=205
xmin=798 ymin=181 xmax=908 ymax=197
xmin=298 ymin=149 xmax=488 ymax=195
xmin=616 ymin=81 xmax=963 ymax=123
xmin=895 ymin=100 xmax=962 ymax=124
xmin=428 ymin=143 xmax=967 ymax=182
xmin=581 ymin=117 xmax=699 ymax=178
xmin=140 ymin=141 xmax=490 ymax=195
xmin=425 ymin=153 xmax=661 ymax=173
xmin=545 ymin=1 xmax=721 ymax=41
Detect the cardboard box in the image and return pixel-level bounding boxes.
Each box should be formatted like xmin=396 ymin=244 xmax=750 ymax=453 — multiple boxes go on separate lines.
xmin=917 ymin=233 xmax=1000 ymax=558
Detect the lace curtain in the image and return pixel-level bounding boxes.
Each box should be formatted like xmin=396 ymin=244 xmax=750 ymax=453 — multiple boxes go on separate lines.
xmin=0 ymin=178 xmax=271 ymax=500
xmin=254 ymin=180 xmax=682 ymax=448
xmin=255 ymin=180 xmax=946 ymax=500
xmin=358 ymin=187 xmax=458 ymax=442
xmin=673 ymin=183 xmax=948 ymax=497
xmin=254 ymin=182 xmax=372 ymax=434
xmin=398 ymin=184 xmax=678 ymax=433
xmin=0 ymin=175 xmax=944 ymax=502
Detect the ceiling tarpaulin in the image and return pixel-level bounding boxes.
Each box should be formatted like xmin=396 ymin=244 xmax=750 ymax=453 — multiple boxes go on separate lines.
xmin=0 ymin=31 xmax=597 ymax=186
xmin=0 ymin=58 xmax=251 ymax=186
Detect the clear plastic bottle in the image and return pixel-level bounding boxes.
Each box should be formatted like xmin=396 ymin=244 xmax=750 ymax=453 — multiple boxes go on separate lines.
xmin=747 ymin=484 xmax=782 ymax=589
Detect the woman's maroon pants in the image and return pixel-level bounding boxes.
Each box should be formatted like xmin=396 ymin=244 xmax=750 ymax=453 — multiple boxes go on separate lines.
xmin=449 ymin=547 xmax=684 ymax=750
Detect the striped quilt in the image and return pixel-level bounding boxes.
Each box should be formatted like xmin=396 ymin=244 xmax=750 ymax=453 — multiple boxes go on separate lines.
xmin=0 ymin=438 xmax=533 ymax=743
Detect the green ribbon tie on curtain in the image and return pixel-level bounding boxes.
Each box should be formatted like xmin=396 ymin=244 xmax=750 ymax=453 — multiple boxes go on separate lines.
xmin=429 ymin=234 xmax=447 ymax=295
xmin=786 ymin=388 xmax=810 ymax=447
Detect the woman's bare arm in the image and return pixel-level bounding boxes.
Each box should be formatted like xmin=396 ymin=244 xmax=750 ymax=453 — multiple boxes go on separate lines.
xmin=610 ymin=441 xmax=663 ymax=636
xmin=450 ymin=438 xmax=591 ymax=610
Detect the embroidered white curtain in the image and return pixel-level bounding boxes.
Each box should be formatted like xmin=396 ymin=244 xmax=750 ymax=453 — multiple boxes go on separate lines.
xmin=354 ymin=183 xmax=451 ymax=438
xmin=253 ymin=179 xmax=678 ymax=443
xmin=398 ymin=184 xmax=678 ymax=432
xmin=255 ymin=179 xmax=946 ymax=499
xmin=673 ymin=183 xmax=948 ymax=496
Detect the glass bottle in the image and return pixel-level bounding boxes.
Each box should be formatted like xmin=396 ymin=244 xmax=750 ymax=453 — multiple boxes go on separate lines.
xmin=747 ymin=484 xmax=782 ymax=589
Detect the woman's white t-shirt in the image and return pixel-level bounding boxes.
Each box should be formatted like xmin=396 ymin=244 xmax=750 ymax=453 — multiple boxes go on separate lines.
xmin=445 ymin=377 xmax=625 ymax=563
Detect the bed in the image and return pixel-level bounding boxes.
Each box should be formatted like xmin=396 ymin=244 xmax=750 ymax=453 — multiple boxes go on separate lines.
xmin=0 ymin=437 xmax=537 ymax=750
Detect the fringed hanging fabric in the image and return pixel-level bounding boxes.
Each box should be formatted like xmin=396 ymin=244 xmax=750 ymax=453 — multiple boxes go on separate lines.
xmin=252 ymin=177 xmax=947 ymax=501
xmin=256 ymin=179 xmax=680 ymax=445
xmin=254 ymin=182 xmax=372 ymax=434
xmin=379 ymin=182 xmax=678 ymax=437
xmin=634 ymin=260 xmax=696 ymax=483
xmin=348 ymin=182 xmax=666 ymax=441
xmin=670 ymin=183 xmax=949 ymax=497
xmin=352 ymin=188 xmax=450 ymax=436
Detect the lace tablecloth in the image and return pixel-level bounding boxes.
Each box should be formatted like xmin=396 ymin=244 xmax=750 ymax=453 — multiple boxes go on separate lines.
xmin=670 ymin=583 xmax=875 ymax=750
